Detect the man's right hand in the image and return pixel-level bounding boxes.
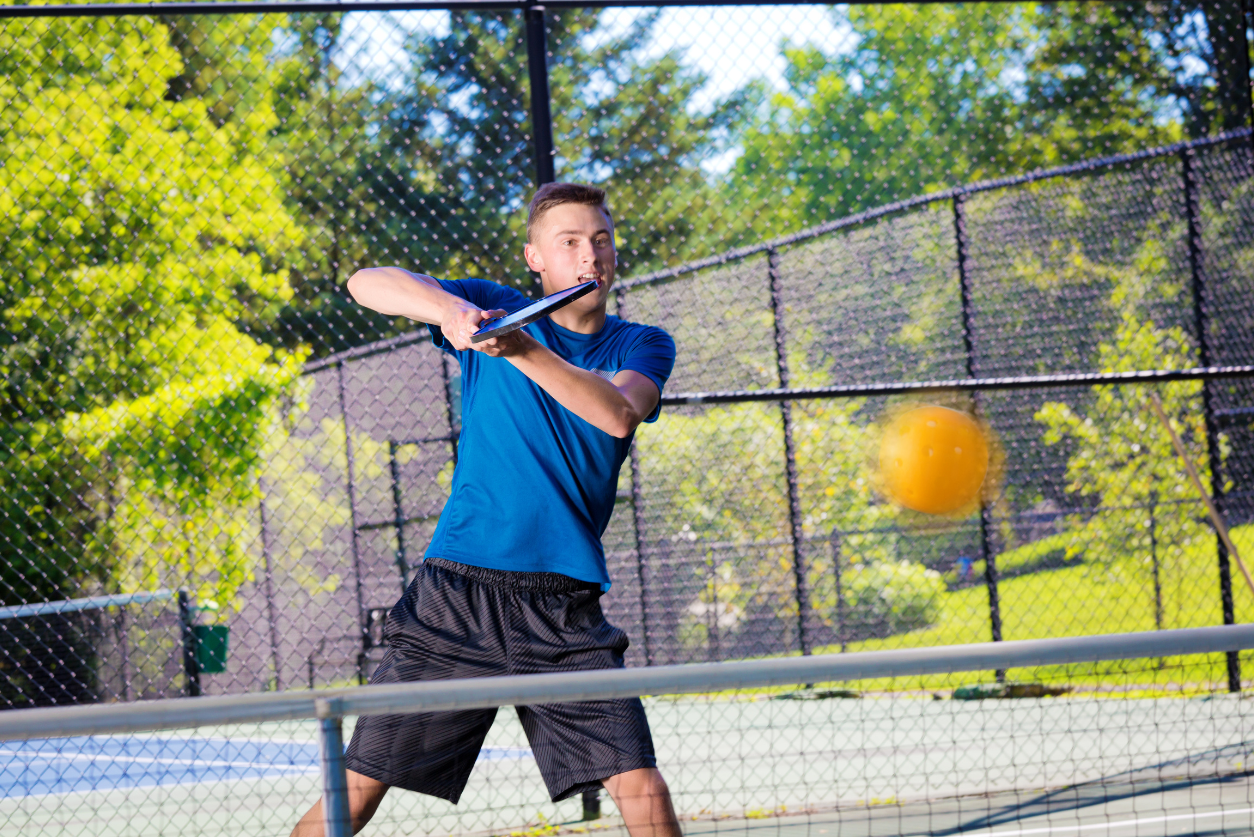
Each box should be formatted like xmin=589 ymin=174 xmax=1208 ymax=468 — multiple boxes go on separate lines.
xmin=441 ymin=304 xmax=508 ymax=352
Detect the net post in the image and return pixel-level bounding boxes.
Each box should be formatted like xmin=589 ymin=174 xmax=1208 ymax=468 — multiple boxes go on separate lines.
xmin=336 ymin=360 xmax=369 ymax=687
xmin=524 ymin=4 xmax=555 ymax=187
xmin=316 ymin=697 xmax=352 ymax=837
xmin=767 ymin=246 xmax=813 ymax=656
xmin=177 ymin=589 xmax=201 ymax=698
xmin=1181 ymin=146 xmax=1240 ymax=692
xmin=954 ymin=194 xmax=1004 ymax=680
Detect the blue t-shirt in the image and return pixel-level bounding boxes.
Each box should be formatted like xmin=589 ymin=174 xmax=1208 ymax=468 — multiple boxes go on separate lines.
xmin=424 ymin=278 xmax=676 ymax=588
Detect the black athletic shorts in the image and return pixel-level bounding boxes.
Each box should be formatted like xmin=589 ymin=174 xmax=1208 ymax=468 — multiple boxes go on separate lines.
xmin=343 ymin=557 xmax=657 ymax=803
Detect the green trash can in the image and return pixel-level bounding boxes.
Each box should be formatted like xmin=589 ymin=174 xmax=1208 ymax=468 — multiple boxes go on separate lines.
xmin=193 ymin=625 xmax=230 ymax=674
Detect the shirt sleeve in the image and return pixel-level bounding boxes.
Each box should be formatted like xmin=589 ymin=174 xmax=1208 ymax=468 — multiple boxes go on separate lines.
xmin=426 ymin=278 xmax=530 ymax=355
xmin=619 ymin=326 xmax=677 ymax=424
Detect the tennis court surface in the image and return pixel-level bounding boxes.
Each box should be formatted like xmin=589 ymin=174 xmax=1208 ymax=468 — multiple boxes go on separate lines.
xmin=3 ymin=630 xmax=1254 ymax=837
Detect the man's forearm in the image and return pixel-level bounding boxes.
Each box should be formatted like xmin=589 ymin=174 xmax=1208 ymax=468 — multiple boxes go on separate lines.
xmin=506 ymin=340 xmax=653 ymax=439
xmin=346 ymin=267 xmax=471 ymax=325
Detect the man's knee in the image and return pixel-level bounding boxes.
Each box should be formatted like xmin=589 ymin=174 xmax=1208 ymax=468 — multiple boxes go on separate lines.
xmin=291 ymin=770 xmax=388 ymax=837
xmin=604 ymin=767 xmax=671 ymax=802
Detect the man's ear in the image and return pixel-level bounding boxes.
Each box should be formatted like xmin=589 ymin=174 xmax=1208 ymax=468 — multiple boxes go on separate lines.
xmin=524 ymin=242 xmax=544 ymax=273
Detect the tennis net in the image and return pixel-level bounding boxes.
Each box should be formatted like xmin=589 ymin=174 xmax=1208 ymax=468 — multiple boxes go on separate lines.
xmin=2 ymin=625 xmax=1253 ymax=837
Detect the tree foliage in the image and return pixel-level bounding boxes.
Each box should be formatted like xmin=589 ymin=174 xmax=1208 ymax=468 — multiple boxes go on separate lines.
xmin=1033 ymin=210 xmax=1229 ymax=592
xmin=0 ymin=15 xmax=303 ymax=608
xmin=728 ymin=1 xmax=1247 ymax=240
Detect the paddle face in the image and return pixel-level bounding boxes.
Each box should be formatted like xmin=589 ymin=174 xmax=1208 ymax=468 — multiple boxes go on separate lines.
xmin=471 ymin=280 xmax=599 ymax=344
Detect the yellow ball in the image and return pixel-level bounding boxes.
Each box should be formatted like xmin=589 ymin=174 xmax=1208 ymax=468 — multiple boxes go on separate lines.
xmin=879 ymin=405 xmax=989 ymax=515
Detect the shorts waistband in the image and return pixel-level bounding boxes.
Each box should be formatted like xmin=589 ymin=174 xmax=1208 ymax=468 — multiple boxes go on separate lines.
xmin=423 ymin=557 xmax=599 ymax=593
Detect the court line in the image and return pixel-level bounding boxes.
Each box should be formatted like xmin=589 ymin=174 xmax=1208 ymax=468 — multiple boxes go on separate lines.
xmin=980 ymin=806 xmax=1254 ymax=836
xmin=0 ymin=744 xmax=531 ymax=775
xmin=0 ymin=748 xmax=318 ymax=773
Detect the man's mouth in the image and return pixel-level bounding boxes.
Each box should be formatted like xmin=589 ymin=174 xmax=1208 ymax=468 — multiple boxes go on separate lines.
xmin=579 ymin=272 xmax=603 ymax=287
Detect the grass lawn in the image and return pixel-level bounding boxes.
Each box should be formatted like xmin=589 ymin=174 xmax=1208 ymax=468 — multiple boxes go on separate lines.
xmin=807 ymin=524 xmax=1254 ymax=694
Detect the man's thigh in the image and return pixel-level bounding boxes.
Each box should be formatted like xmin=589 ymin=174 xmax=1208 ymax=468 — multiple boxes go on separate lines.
xmin=516 ymin=697 xmax=658 ymax=803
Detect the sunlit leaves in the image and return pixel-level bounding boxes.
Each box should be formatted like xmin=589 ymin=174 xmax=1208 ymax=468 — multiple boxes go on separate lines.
xmin=0 ymin=14 xmax=303 ymax=608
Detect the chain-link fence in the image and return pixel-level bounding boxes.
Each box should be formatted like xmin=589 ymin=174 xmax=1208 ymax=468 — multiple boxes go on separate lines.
xmin=1 ymin=0 xmax=1252 ymax=712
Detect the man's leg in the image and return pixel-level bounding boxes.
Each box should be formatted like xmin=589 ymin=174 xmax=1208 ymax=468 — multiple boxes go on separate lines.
xmin=603 ymin=767 xmax=682 ymax=837
xmin=290 ymin=770 xmax=390 ymax=837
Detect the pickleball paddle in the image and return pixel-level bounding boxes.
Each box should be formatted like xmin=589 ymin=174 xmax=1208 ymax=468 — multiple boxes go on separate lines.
xmin=471 ymin=280 xmax=600 ymax=343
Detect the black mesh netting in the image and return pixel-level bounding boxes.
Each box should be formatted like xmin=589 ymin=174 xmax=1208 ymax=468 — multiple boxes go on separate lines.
xmin=0 ymin=1 xmax=1251 ymax=702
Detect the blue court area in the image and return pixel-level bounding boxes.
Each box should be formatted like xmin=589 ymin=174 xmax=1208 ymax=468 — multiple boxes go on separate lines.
xmin=0 ymin=735 xmax=532 ymax=798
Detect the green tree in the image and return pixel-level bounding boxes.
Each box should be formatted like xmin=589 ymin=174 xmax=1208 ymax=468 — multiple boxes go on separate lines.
xmin=0 ymin=15 xmax=303 ymax=610
xmin=1032 ymin=207 xmax=1233 ymax=627
xmin=730 ymin=3 xmax=1039 ymax=236
xmin=728 ymin=2 xmax=1221 ymax=240
xmin=636 ymin=344 xmax=913 ymax=650
xmin=362 ymin=10 xmax=743 ymax=293
xmin=1028 ymin=0 xmax=1251 ymax=141
xmin=547 ymin=11 xmax=751 ymax=273
xmin=1035 ymin=316 xmax=1220 ymax=627
xmin=267 ymin=12 xmax=434 ymax=355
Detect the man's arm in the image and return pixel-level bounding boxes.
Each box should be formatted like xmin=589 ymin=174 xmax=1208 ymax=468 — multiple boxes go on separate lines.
xmin=345 ymin=267 xmax=502 ymax=341
xmin=347 ymin=267 xmax=661 ymax=438
xmin=508 ymin=345 xmax=660 ymax=439
xmin=441 ymin=318 xmax=659 ymax=438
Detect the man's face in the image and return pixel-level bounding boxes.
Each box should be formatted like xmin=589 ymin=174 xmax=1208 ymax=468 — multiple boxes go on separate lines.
xmin=524 ymin=202 xmax=616 ymax=312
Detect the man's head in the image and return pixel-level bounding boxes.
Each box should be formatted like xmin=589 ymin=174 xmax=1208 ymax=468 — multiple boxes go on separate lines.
xmin=526 ymin=182 xmax=614 ymax=245
xmin=524 ymin=183 xmax=617 ymax=310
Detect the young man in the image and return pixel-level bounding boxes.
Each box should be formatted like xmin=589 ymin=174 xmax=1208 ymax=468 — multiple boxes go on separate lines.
xmin=291 ymin=183 xmax=680 ymax=837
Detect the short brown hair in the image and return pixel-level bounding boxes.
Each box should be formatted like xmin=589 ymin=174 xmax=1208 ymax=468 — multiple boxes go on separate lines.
xmin=526 ymin=182 xmax=613 ymax=243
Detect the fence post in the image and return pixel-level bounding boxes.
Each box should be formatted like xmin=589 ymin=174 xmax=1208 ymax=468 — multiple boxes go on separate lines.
xmin=831 ymin=528 xmax=847 ymax=653
xmin=581 ymin=789 xmax=602 ymax=821
xmin=335 ymin=361 xmax=369 ymax=686
xmin=178 ymin=589 xmax=201 ymax=698
xmin=388 ymin=441 xmax=411 ymax=594
xmin=617 ymin=288 xmax=654 ymax=666
xmin=767 ymin=247 xmax=813 ymax=656
xmin=953 ymin=194 xmax=1003 ymax=679
xmin=258 ymin=478 xmax=283 ymax=691
xmin=705 ymin=548 xmax=721 ymax=661
xmin=1150 ymin=492 xmax=1162 ymax=632
xmin=524 ymin=4 xmax=555 ymax=186
xmin=1182 ymin=146 xmax=1240 ymax=693
xmin=440 ymin=353 xmax=460 ymax=468
xmin=316 ymin=697 xmax=352 ymax=837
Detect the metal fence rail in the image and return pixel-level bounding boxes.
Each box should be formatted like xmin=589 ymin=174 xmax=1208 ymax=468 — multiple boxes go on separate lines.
xmin=3 ymin=624 xmax=1253 ymax=837
xmin=3 ymin=623 xmax=1251 ymax=739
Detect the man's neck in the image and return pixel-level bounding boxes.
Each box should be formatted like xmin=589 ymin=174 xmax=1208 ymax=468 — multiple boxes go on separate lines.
xmin=549 ymin=305 xmax=607 ymax=335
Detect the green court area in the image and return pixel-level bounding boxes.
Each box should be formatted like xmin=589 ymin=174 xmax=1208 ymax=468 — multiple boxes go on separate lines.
xmin=4 ymin=691 xmax=1251 ymax=837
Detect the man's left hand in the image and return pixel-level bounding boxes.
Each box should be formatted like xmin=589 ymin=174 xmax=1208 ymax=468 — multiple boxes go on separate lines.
xmin=468 ymin=328 xmax=535 ymax=358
